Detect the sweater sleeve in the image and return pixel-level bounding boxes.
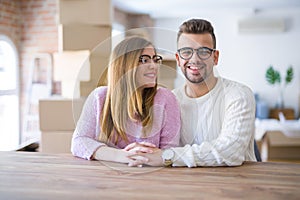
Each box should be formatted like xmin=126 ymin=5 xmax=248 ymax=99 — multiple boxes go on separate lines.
xmin=71 ymin=88 xmax=107 ymax=160
xmin=172 ymin=87 xmax=256 ymax=167
xmin=157 ymin=88 xmax=181 ymax=149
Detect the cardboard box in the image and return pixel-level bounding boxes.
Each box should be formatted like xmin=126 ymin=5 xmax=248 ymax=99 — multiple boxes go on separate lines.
xmin=39 ymin=98 xmax=85 ymax=131
xmin=53 ymin=50 xmax=91 ymax=98
xmin=158 ymin=61 xmax=177 ymax=90
xmin=59 ymin=24 xmax=111 ymax=52
xmin=80 ymin=54 xmax=109 ymax=96
xmin=39 ymin=98 xmax=86 ymax=153
xmin=53 ymin=50 xmax=90 ymax=82
xmin=59 ymin=0 xmax=112 ymax=25
xmin=159 ymin=63 xmax=177 ymax=79
xmin=261 ymin=131 xmax=300 ymax=161
xmin=40 ymin=131 xmax=73 ymax=153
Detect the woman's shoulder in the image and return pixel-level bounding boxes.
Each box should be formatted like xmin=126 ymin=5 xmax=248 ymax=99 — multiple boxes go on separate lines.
xmin=89 ymin=86 xmax=108 ymax=101
xmin=156 ymin=87 xmax=175 ymax=95
xmin=155 ymin=87 xmax=177 ymax=103
xmin=92 ymin=86 xmax=108 ymax=95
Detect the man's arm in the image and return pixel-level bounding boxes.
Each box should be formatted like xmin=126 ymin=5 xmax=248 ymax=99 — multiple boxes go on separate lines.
xmin=130 ymin=87 xmax=256 ymax=167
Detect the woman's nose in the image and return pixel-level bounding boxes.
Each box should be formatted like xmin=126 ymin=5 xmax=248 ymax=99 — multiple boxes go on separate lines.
xmin=148 ymin=61 xmax=158 ymax=69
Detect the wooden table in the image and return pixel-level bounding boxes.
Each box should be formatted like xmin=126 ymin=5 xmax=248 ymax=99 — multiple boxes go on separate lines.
xmin=1 ymin=151 xmax=300 ymax=199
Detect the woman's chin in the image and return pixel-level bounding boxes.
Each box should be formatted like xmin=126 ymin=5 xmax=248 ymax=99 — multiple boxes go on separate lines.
xmin=142 ymin=82 xmax=156 ymax=89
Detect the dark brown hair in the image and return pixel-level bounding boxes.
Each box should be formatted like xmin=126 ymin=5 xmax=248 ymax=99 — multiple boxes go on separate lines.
xmin=177 ymin=19 xmax=216 ymax=48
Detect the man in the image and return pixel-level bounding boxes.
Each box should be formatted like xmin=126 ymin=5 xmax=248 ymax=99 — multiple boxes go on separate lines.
xmin=128 ymin=18 xmax=257 ymax=167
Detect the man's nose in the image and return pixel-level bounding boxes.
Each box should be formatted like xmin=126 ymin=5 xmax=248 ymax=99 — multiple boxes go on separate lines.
xmin=188 ymin=52 xmax=201 ymax=66
xmin=190 ymin=50 xmax=200 ymax=61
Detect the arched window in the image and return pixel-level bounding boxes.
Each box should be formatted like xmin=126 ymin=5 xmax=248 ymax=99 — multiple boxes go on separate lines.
xmin=0 ymin=35 xmax=20 ymax=150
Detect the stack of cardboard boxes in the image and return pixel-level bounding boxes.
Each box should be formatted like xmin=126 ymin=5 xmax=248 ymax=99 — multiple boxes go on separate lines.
xmin=39 ymin=0 xmax=112 ymax=153
xmin=158 ymin=57 xmax=177 ymax=89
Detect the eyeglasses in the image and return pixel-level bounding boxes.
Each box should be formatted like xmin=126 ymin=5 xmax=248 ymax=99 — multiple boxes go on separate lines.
xmin=139 ymin=55 xmax=163 ymax=64
xmin=177 ymin=47 xmax=215 ymax=60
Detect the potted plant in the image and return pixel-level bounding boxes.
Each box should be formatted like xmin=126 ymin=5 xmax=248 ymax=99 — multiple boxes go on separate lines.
xmin=265 ymin=65 xmax=294 ymax=108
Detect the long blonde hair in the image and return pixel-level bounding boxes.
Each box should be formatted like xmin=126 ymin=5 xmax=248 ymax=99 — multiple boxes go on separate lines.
xmin=100 ymin=36 xmax=157 ymax=144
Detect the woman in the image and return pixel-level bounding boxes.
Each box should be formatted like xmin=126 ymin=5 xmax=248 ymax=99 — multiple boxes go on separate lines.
xmin=71 ymin=36 xmax=180 ymax=164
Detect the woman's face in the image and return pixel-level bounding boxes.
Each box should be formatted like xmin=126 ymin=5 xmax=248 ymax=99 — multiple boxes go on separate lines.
xmin=136 ymin=45 xmax=160 ymax=89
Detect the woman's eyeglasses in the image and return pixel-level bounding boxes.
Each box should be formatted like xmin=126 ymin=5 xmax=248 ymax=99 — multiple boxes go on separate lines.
xmin=139 ymin=55 xmax=163 ymax=64
xmin=177 ymin=47 xmax=215 ymax=60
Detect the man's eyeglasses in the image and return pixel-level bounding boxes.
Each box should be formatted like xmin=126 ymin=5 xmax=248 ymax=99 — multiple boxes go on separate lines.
xmin=177 ymin=47 xmax=215 ymax=60
xmin=139 ymin=55 xmax=163 ymax=64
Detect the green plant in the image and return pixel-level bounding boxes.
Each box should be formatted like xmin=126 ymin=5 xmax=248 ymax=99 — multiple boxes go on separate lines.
xmin=265 ymin=65 xmax=294 ymax=86
xmin=265 ymin=65 xmax=294 ymax=108
xmin=285 ymin=67 xmax=294 ymax=84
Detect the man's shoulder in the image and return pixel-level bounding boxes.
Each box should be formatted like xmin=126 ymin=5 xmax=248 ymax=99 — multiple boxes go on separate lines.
xmin=221 ymin=78 xmax=252 ymax=94
xmin=172 ymin=86 xmax=184 ymax=98
xmin=220 ymin=78 xmax=254 ymax=103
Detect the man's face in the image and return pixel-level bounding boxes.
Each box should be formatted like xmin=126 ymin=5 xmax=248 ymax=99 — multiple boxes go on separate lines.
xmin=176 ymin=33 xmax=219 ymax=84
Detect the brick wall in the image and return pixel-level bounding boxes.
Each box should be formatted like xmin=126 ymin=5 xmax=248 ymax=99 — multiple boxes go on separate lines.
xmin=0 ymin=0 xmax=22 ymax=49
xmin=19 ymin=0 xmax=59 ymax=95
xmin=0 ymin=0 xmax=59 ymax=144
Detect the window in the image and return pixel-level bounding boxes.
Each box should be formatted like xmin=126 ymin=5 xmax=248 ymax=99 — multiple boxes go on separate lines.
xmin=0 ymin=35 xmax=20 ymax=150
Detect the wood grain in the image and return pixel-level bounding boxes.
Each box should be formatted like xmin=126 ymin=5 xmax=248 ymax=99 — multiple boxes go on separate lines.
xmin=0 ymin=151 xmax=299 ymax=199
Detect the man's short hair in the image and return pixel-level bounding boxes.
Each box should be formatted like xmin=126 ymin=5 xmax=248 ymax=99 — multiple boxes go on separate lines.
xmin=177 ymin=19 xmax=216 ymax=48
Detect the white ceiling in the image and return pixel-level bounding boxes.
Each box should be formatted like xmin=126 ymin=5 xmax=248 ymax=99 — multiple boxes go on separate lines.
xmin=112 ymin=0 xmax=300 ymax=19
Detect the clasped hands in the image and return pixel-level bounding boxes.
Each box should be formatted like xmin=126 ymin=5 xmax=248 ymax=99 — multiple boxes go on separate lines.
xmin=123 ymin=141 xmax=163 ymax=167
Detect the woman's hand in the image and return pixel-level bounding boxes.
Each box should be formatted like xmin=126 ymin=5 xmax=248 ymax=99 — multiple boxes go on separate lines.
xmin=123 ymin=142 xmax=163 ymax=167
xmin=93 ymin=142 xmax=157 ymax=165
xmin=123 ymin=141 xmax=157 ymax=153
xmin=93 ymin=146 xmax=148 ymax=164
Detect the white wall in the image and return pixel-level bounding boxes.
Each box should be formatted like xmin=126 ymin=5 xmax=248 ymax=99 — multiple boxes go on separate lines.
xmin=153 ymin=8 xmax=300 ymax=117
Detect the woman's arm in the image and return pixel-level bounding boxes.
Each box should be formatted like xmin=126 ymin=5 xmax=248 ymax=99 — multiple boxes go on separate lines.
xmin=158 ymin=88 xmax=181 ymax=149
xmin=94 ymin=144 xmax=153 ymax=163
xmin=93 ymin=146 xmax=133 ymax=163
xmin=71 ymin=88 xmax=107 ymax=160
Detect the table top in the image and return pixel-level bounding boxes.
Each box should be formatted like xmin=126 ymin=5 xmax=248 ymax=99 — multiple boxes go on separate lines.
xmin=1 ymin=151 xmax=300 ymax=200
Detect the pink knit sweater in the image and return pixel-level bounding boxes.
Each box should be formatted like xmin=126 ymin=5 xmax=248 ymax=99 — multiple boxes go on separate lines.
xmin=71 ymin=86 xmax=181 ymax=160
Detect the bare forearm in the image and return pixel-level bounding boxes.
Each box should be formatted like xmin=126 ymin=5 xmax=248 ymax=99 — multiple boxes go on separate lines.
xmin=93 ymin=146 xmax=130 ymax=163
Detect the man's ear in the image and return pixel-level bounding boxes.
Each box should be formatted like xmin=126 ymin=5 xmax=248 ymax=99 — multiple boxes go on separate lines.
xmin=175 ymin=53 xmax=180 ymax=67
xmin=213 ymin=50 xmax=219 ymax=65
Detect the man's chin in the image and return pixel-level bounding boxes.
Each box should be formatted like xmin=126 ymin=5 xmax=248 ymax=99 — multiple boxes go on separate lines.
xmin=186 ymin=75 xmax=205 ymax=84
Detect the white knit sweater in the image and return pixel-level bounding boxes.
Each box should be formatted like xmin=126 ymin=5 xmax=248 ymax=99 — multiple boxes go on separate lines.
xmin=172 ymin=77 xmax=257 ymax=167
